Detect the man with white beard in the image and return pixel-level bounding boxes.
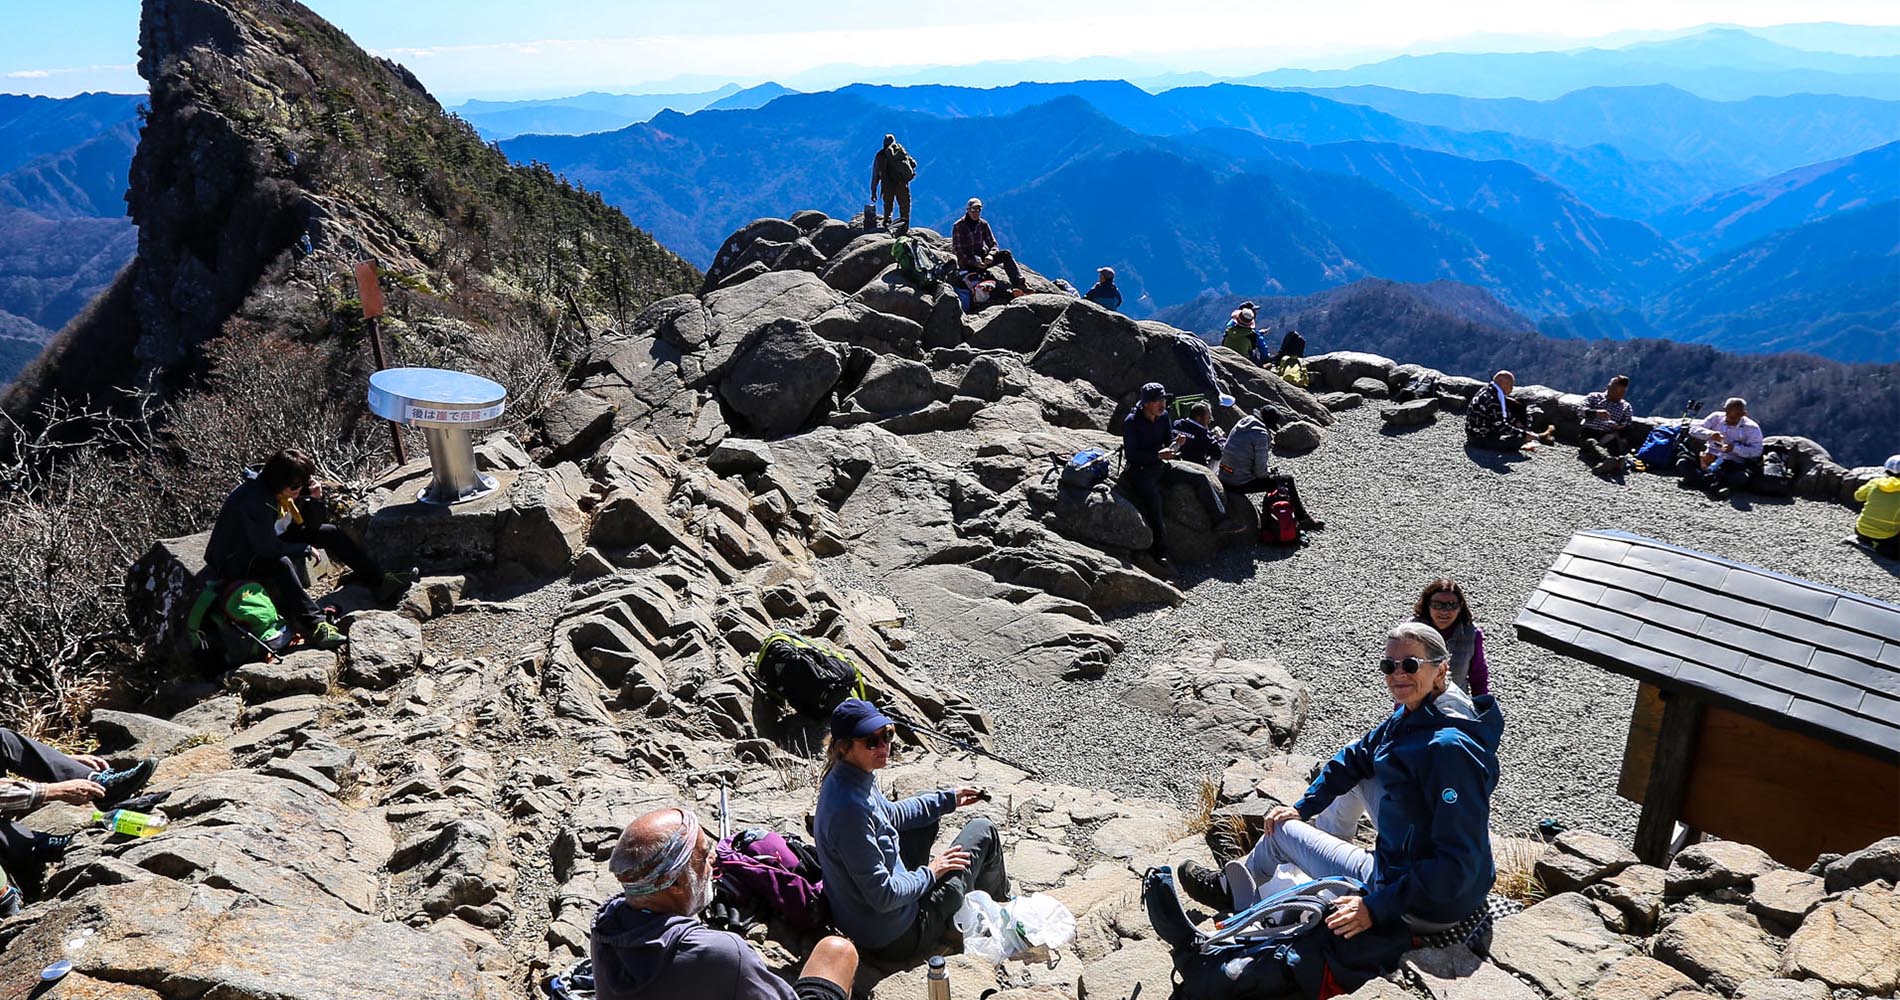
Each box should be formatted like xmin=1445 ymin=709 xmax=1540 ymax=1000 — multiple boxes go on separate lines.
xmin=591 ymin=806 xmax=858 ymax=999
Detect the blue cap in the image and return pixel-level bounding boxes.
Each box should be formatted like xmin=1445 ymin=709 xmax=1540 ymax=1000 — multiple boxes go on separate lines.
xmin=831 ymin=698 xmax=895 ymax=740
xmin=1139 ymin=382 xmax=1168 ymax=403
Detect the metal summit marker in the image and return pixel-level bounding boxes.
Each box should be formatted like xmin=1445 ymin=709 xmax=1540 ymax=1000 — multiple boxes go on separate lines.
xmin=367 ymin=367 xmax=507 ymax=504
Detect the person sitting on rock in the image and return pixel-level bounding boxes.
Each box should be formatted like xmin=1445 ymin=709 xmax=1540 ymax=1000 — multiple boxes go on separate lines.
xmin=1217 ymin=405 xmax=1323 ymax=531
xmin=1170 ymin=621 xmax=1502 ymax=998
xmin=1412 ymin=578 xmax=1489 ymax=697
xmin=1173 ymin=400 xmax=1225 ymax=466
xmin=203 ymin=448 xmax=412 ymax=652
xmin=1850 ymin=455 xmax=1900 ymax=559
xmin=2 ymin=728 xmax=155 ymax=916
xmin=1083 ymin=266 xmax=1122 ymax=311
xmin=1579 ymin=375 xmax=1636 ymax=476
xmin=1465 ymin=370 xmax=1552 ymax=454
xmin=1271 ymin=328 xmax=1307 ymax=365
xmin=951 ymin=198 xmax=1027 ymax=292
xmin=812 ymin=698 xmax=1006 ymax=961
xmin=1681 ymin=397 xmax=1763 ymax=493
xmin=1119 ymin=382 xmax=1234 ymax=576
xmin=592 ymin=805 xmax=859 ymax=1000
xmin=1220 ymin=303 xmax=1258 ymax=359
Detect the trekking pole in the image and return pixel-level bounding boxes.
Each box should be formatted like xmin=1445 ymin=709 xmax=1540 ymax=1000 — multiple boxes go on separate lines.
xmin=718 ymin=782 xmax=731 ymax=842
xmin=884 ymin=710 xmax=1041 ymax=777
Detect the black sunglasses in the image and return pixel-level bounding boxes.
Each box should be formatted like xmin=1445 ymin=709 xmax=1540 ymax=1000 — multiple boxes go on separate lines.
xmin=1379 ymin=656 xmax=1446 ymax=675
xmin=859 ymin=729 xmax=895 ymax=749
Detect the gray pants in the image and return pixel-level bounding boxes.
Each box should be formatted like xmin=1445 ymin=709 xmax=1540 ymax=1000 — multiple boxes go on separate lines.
xmin=1243 ymin=816 xmax=1375 ymax=889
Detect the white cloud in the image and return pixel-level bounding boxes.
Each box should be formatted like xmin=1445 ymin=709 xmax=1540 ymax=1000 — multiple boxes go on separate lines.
xmin=6 ymin=69 xmax=50 ymax=78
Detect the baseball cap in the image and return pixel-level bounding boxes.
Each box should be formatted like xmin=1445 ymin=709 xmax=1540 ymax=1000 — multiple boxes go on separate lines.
xmin=830 ymin=698 xmax=895 ymax=740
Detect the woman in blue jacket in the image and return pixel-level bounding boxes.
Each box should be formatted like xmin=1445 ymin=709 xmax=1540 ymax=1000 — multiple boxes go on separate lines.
xmin=812 ymin=699 xmax=1007 ymax=959
xmin=1172 ymin=621 xmax=1503 ymax=996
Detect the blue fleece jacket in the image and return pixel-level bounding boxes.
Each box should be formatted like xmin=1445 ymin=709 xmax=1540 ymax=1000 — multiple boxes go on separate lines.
xmin=1122 ymin=409 xmax=1173 ymax=469
xmin=1288 ymin=685 xmax=1504 ymax=994
xmin=812 ymin=763 xmax=955 ymax=950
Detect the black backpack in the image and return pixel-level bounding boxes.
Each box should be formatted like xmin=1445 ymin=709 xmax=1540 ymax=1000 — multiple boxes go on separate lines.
xmin=884 ymin=143 xmax=917 ymax=184
xmin=1755 ymin=450 xmax=1795 ymax=496
xmin=754 ymin=631 xmax=866 ymax=720
xmin=1395 ymin=373 xmax=1439 ymax=403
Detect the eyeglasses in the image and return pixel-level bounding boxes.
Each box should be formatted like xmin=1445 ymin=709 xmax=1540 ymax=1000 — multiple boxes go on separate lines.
xmin=860 ymin=729 xmax=895 ymax=749
xmin=1379 ymin=656 xmax=1446 ymax=675
xmin=1428 ymin=599 xmax=1462 ymax=612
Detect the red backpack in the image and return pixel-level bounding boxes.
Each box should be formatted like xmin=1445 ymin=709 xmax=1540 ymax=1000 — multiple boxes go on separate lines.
xmin=1259 ymin=490 xmax=1300 ymax=546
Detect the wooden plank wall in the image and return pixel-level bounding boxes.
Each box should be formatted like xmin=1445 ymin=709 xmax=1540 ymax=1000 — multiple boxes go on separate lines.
xmin=1621 ymin=682 xmax=1900 ymax=868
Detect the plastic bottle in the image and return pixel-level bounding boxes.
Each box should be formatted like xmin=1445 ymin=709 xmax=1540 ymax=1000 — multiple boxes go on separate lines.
xmin=91 ymin=808 xmax=168 ymax=837
xmin=926 ymin=955 xmax=949 ymax=1000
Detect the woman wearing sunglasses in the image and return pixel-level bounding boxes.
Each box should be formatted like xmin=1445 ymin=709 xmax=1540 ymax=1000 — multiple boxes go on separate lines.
xmin=1175 ymin=621 xmax=1502 ymax=997
xmin=812 ymin=698 xmax=1007 ymax=960
xmin=1412 ymin=578 xmax=1490 ymax=696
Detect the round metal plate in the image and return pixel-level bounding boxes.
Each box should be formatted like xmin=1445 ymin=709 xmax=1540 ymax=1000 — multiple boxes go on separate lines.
xmin=41 ymin=959 xmax=73 ymax=981
xmin=367 ymin=367 xmax=507 ymax=429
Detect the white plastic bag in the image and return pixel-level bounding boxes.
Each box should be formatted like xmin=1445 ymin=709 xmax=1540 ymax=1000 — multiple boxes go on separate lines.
xmin=953 ymin=890 xmax=1079 ymax=964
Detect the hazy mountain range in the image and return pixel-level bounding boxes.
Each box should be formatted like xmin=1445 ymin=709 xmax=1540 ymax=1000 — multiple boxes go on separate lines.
xmin=452 ymin=82 xmax=799 ymax=140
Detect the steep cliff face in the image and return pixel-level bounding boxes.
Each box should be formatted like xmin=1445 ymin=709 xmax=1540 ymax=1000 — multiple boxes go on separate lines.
xmin=8 ymin=0 xmax=698 ymax=410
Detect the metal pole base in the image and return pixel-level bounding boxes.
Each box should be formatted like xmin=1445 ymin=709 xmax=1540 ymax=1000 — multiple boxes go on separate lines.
xmin=416 ymin=426 xmax=500 ymax=504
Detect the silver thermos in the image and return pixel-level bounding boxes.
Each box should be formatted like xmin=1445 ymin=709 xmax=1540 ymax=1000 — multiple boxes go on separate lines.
xmin=926 ymin=955 xmax=950 ymax=1000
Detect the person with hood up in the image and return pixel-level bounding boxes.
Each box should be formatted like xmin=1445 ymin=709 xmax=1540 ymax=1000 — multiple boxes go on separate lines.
xmin=1169 ymin=621 xmax=1503 ymax=997
xmin=590 ymin=805 xmax=859 ymax=1000
xmin=1218 ymin=405 xmax=1323 ymax=530
xmin=870 ymin=133 xmax=915 ymax=228
xmin=1852 ymin=455 xmax=1900 ymax=559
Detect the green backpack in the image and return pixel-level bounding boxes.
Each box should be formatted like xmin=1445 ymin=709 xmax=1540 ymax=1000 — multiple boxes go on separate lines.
xmin=890 ymin=236 xmax=952 ymax=285
xmin=186 ymin=580 xmax=292 ymax=665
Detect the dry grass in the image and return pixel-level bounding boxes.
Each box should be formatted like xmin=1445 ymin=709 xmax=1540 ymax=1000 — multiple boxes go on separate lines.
xmin=1491 ymin=831 xmax=1550 ymax=905
xmin=1183 ymin=775 xmax=1222 ymax=835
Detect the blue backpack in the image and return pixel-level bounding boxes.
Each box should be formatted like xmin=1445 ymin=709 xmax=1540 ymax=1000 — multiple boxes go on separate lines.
xmin=1635 ymin=425 xmax=1685 ymax=471
xmin=1058 ymin=448 xmax=1113 ymax=491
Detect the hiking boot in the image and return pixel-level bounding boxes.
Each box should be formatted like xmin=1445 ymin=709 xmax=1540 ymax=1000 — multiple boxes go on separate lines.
xmin=90 ymin=758 xmax=156 ymax=807
xmin=309 ymin=621 xmax=347 ymax=651
xmin=1178 ymin=859 xmax=1232 ymax=911
xmin=33 ymin=832 xmax=74 ymax=862
xmin=1594 ymin=456 xmax=1625 ymax=477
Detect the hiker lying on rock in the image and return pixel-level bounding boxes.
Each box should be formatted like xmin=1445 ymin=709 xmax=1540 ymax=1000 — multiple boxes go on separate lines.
xmin=1173 ymin=400 xmax=1226 ymax=466
xmin=592 ymin=805 xmax=858 ymax=1000
xmin=1120 ymin=382 xmax=1233 ymax=576
xmin=1412 ymin=578 xmax=1489 ymax=697
xmin=812 ymin=698 xmax=1008 ymax=961
xmin=203 ymin=448 xmax=412 ymax=652
xmin=1 ymin=728 xmax=155 ymax=916
xmin=1852 ymin=455 xmax=1900 ymax=559
xmin=951 ymin=197 xmax=1027 ymax=292
xmin=1465 ymin=370 xmax=1552 ymax=454
xmin=1173 ymin=621 xmax=1502 ymax=997
xmin=1218 ymin=406 xmax=1323 ymax=531
xmin=1083 ymin=266 xmax=1122 ymax=311
xmin=1579 ymin=374 xmax=1636 ymax=476
xmin=1681 ymin=397 xmax=1763 ymax=493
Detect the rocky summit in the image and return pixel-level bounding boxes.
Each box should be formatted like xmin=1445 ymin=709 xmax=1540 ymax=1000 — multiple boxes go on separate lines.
xmin=20 ymin=206 xmax=1889 ymax=1000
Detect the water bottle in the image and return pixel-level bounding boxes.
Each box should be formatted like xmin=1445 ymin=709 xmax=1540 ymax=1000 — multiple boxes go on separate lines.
xmin=926 ymin=955 xmax=950 ymax=1000
xmin=91 ymin=808 xmax=169 ymax=837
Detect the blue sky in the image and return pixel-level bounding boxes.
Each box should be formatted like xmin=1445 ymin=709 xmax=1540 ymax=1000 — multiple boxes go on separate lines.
xmin=5 ymin=1 xmax=1899 ymax=102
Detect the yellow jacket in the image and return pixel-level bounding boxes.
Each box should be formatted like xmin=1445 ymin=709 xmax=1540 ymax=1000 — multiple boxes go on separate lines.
xmin=1854 ymin=474 xmax=1900 ymax=539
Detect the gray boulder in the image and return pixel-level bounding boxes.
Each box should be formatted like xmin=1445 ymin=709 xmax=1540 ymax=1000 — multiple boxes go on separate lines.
xmin=808 ymin=219 xmax=855 ymax=258
xmin=769 ymin=236 xmax=826 ymax=273
xmin=788 ymin=209 xmax=828 ymax=230
xmin=1535 ymin=830 xmax=1638 ymax=894
xmin=852 ymin=268 xmax=938 ymax=325
xmin=1841 ymin=466 xmax=1885 ymax=505
xmin=1350 ymin=376 xmax=1390 ymax=399
xmin=1652 ymin=906 xmax=1782 ymax=993
xmin=90 ymin=709 xmax=198 ymax=758
xmin=719 ymin=318 xmax=844 ymax=437
xmin=343 ymin=610 xmax=423 ymax=689
xmin=1381 ymin=398 xmax=1438 ymax=428
xmin=1316 ymin=392 xmax=1362 ymax=412
xmin=1488 ymin=892 xmax=1636 ymax=998
xmin=234 ymin=649 xmax=335 ymax=698
xmin=809 ymin=301 xmax=925 ymax=359
xmin=1823 ymin=835 xmax=1900 ymax=892
xmin=540 ymin=390 xmax=616 ymax=459
xmin=1666 ymin=840 xmax=1779 ymax=897
xmin=702 ymin=217 xmax=800 ymax=289
xmin=495 ymin=464 xmax=587 ymax=578
xmin=849 ymin=356 xmax=937 ymax=414
xmin=1276 ymin=420 xmax=1324 ymax=453
xmin=1307 ymin=351 xmax=1397 ymax=391
xmin=707 ymin=439 xmax=773 ymax=476
xmin=818 ymin=234 xmax=896 ymax=293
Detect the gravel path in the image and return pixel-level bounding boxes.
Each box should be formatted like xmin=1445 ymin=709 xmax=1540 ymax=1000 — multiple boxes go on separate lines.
xmin=863 ymin=407 xmax=1900 ymax=841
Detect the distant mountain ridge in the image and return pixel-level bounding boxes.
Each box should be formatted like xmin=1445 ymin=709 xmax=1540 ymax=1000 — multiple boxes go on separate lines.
xmin=1653 ymin=142 xmax=1900 ymax=255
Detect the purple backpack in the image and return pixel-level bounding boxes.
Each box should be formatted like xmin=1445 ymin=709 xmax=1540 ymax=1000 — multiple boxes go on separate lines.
xmin=715 ymin=830 xmax=829 ymax=931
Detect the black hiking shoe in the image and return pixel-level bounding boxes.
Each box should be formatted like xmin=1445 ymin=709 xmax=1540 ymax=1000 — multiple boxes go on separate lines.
xmin=91 ymin=758 xmax=156 ymax=807
xmin=1177 ymin=859 xmax=1232 ymax=912
xmin=33 ymin=832 xmax=74 ymax=862
xmin=1298 ymin=517 xmax=1326 ymax=531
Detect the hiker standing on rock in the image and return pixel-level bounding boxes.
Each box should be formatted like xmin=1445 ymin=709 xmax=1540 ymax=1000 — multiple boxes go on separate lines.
xmin=952 ymin=197 xmax=1028 ymax=292
xmin=1119 ymin=382 xmax=1233 ymax=576
xmin=2 ymin=729 xmax=155 ymax=915
xmin=1169 ymin=621 xmax=1503 ymax=997
xmin=1412 ymin=578 xmax=1489 ymax=697
xmin=812 ymin=698 xmax=1007 ymax=961
xmin=870 ymin=133 xmax=915 ymax=229
xmin=592 ymin=805 xmax=860 ymax=1000
xmin=202 ymin=448 xmax=411 ymax=651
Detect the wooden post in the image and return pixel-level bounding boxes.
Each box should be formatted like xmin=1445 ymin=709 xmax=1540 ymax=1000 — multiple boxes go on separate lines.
xmin=353 ymin=261 xmax=407 ymax=464
xmin=1634 ymin=689 xmax=1704 ymax=866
